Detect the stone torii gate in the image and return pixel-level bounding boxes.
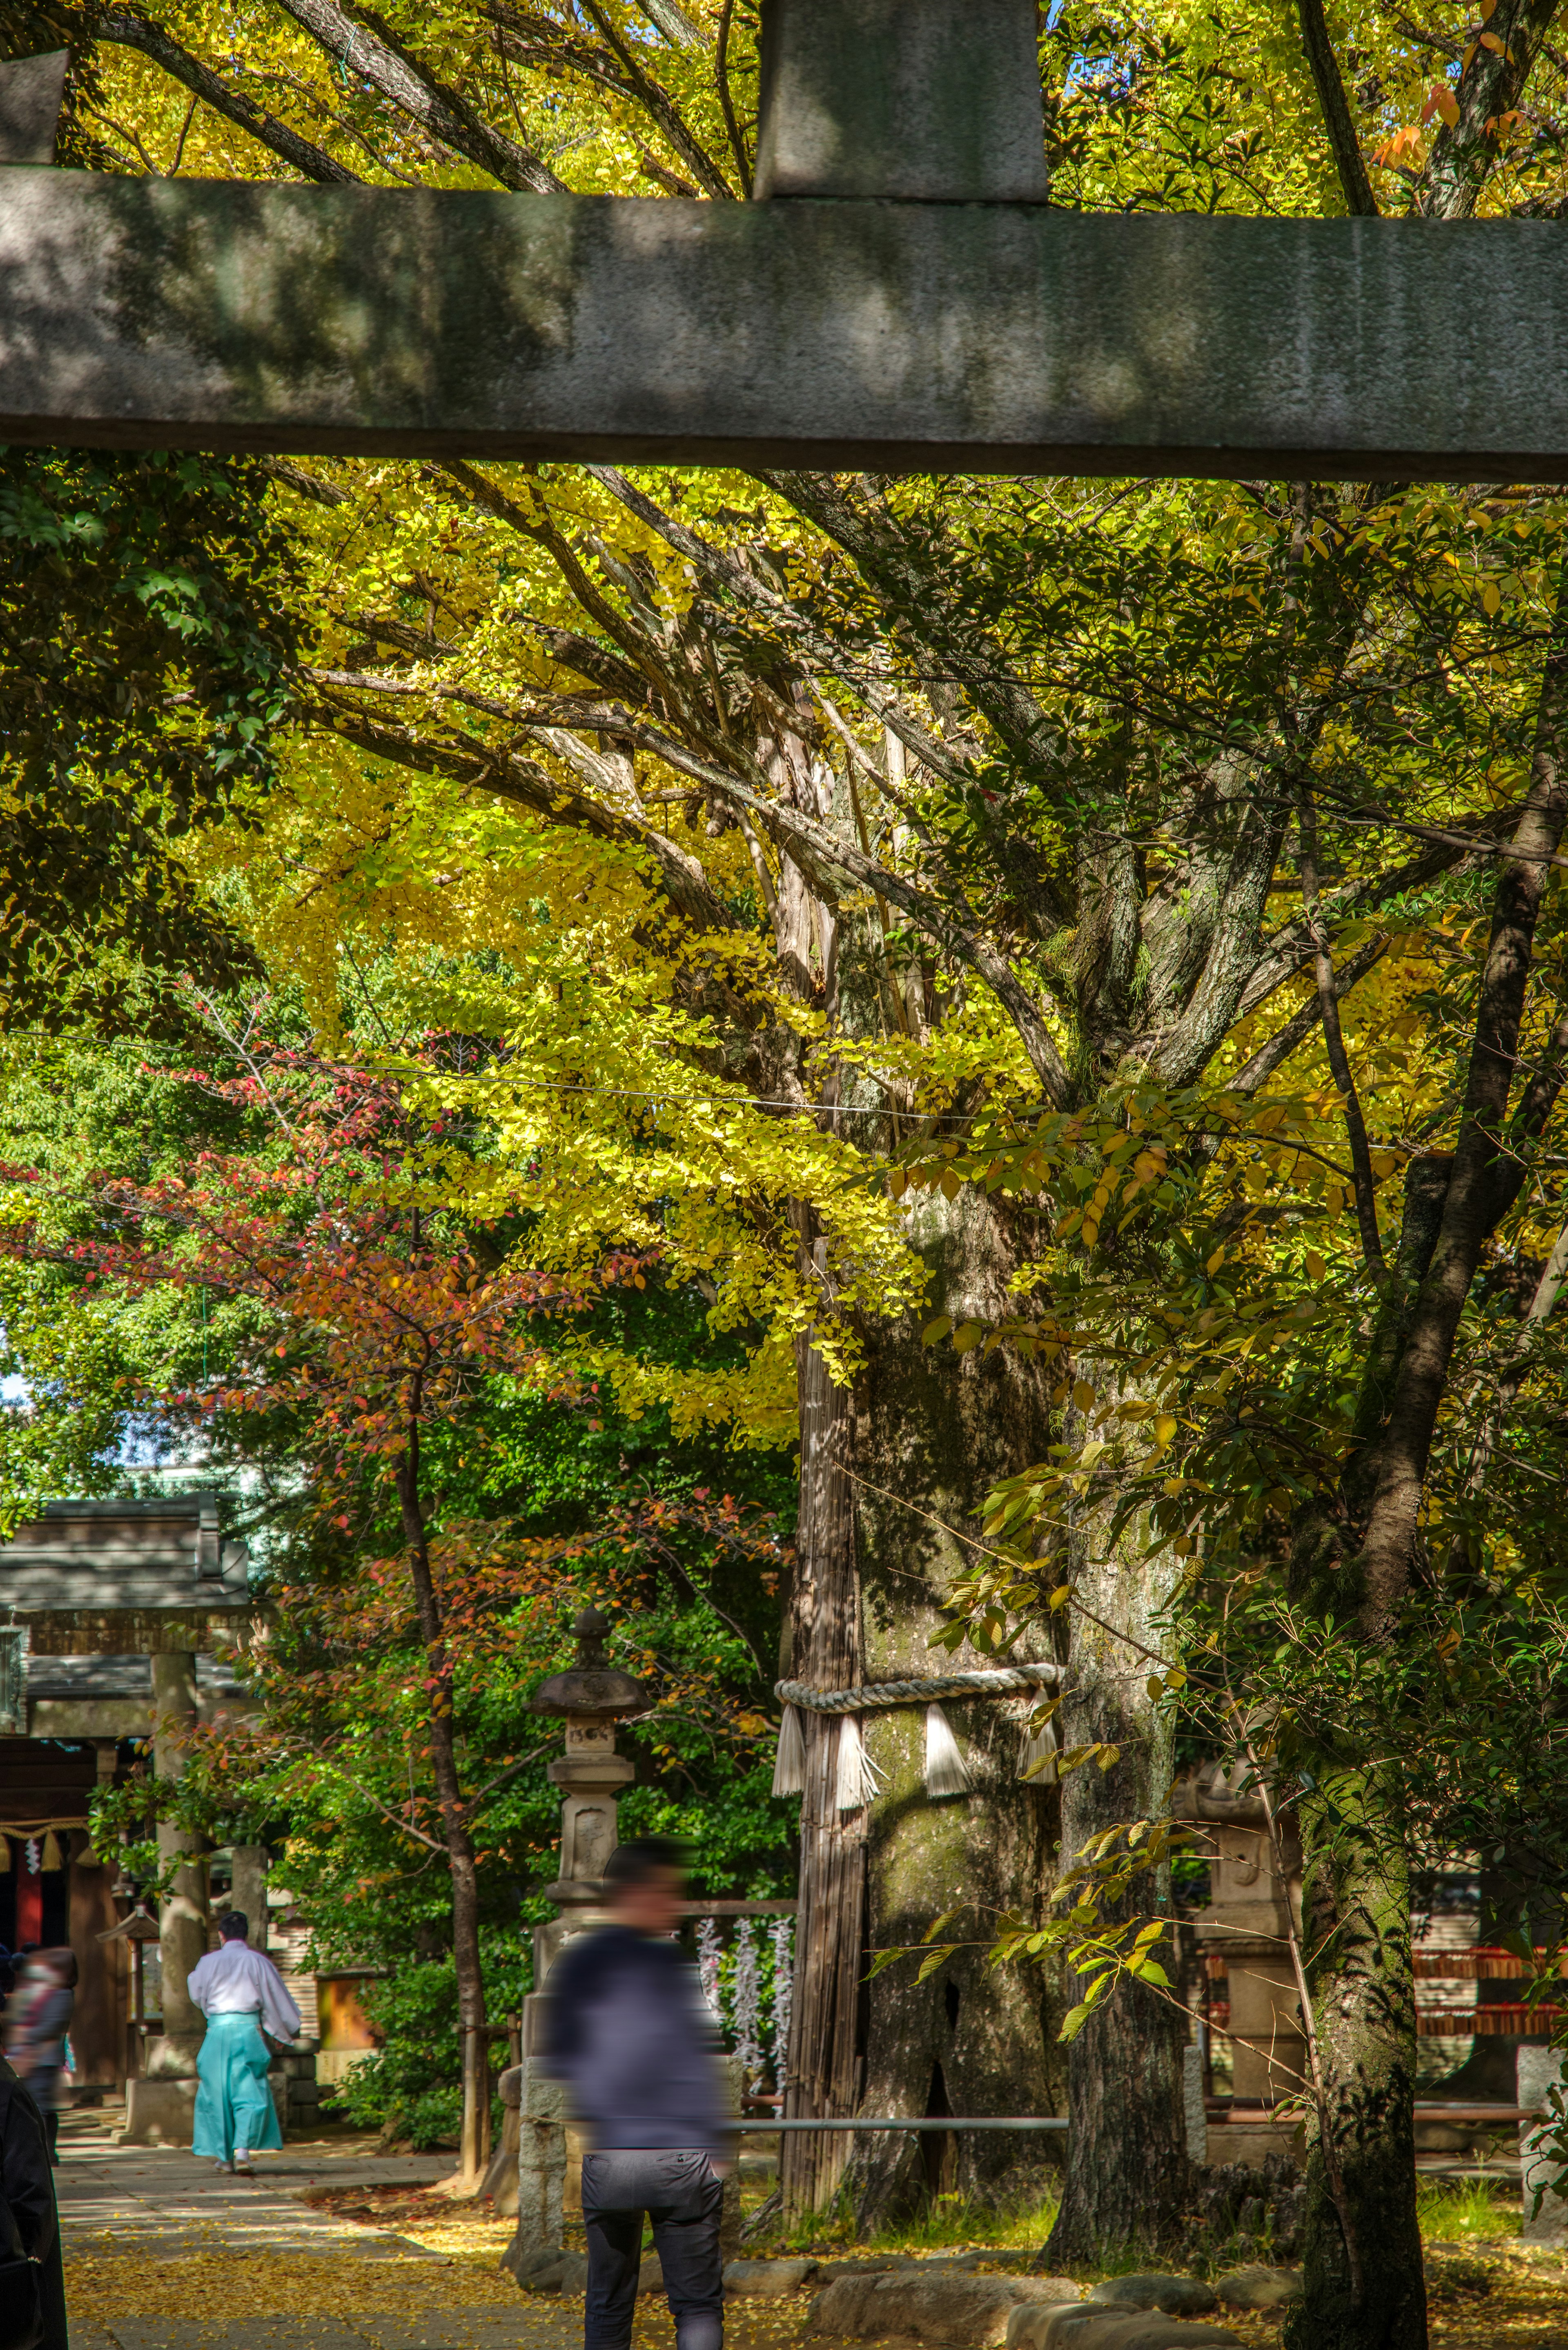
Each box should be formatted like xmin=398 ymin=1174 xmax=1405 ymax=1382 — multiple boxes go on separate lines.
xmin=0 ymin=0 xmax=1565 ymax=481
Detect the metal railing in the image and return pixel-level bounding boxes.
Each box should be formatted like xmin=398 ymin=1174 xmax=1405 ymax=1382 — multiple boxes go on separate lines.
xmin=734 ymin=2117 xmax=1068 ymax=2132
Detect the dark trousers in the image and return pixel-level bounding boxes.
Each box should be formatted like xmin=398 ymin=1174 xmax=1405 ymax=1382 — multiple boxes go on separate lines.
xmin=582 ymin=2148 xmax=724 ymax=2350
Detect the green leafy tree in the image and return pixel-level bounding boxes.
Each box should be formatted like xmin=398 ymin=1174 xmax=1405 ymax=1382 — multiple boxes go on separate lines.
xmin=0 ymin=1007 xmax=791 ymax=2158
xmin=0 ymin=447 xmax=295 ymax=1027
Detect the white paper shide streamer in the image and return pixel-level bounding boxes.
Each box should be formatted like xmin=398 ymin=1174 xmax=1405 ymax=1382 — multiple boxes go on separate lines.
xmin=1018 ymin=1698 xmax=1062 ymax=1784
xmin=835 ymin=1712 xmax=885 ymax=1811
xmin=697 ymin=1915 xmax=723 ymax=2019
xmin=771 ymin=1702 xmax=806 ymax=1797
xmin=923 ymin=1702 xmax=970 ymax=1799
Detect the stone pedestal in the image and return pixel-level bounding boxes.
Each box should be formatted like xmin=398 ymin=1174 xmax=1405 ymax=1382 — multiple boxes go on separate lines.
xmin=1215 ymin=1935 xmax=1306 ymax=2104
xmin=121 ymin=2076 xmax=197 ymax=2147
xmin=1176 ymin=1772 xmax=1305 ymax=2109
xmin=270 ymin=2040 xmax=321 ymax=2134
xmin=506 ymin=2063 xmax=569 ymax=2278
xmin=1519 ymin=2047 xmax=1568 ymax=2244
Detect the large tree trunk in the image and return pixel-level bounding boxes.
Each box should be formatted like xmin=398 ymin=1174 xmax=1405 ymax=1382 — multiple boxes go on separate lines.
xmin=1287 ymin=1769 xmax=1424 ymax=2350
xmin=1284 ymin=584 xmax=1568 ymax=2346
xmin=780 ymin=1315 xmax=865 ymax=2218
xmin=849 ymin=1183 xmax=1060 ymax=2231
xmin=1044 ymin=1421 xmax=1194 ymax=2264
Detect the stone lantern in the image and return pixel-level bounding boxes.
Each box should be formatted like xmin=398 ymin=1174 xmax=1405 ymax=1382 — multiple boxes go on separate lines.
xmin=527 ymin=1605 xmax=646 ymax=1973
xmin=503 ymin=1607 xmax=645 ymax=2283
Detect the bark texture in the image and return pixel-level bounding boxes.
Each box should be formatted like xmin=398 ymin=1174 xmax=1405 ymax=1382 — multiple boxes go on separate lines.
xmin=780 ymin=1322 xmax=864 ymax=2217
xmin=1044 ymin=1425 xmax=1192 ymax=2265
xmin=1287 ymin=1773 xmax=1424 ymax=2350
xmin=849 ymin=1183 xmax=1060 ymax=2230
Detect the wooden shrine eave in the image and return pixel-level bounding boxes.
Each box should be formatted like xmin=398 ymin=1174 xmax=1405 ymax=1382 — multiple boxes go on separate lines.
xmin=0 ymin=172 xmax=1566 ymax=484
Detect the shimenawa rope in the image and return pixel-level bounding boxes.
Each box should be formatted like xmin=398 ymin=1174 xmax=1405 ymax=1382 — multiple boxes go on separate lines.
xmin=771 ymin=1663 xmax=1065 ymax=1808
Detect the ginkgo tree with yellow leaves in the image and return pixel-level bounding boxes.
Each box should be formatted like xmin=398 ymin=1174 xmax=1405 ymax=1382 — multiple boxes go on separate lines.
xmin=13 ymin=0 xmax=1568 ymax=2323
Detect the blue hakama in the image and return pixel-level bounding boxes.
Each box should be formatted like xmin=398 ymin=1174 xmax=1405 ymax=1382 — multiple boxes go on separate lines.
xmin=192 ymin=2009 xmax=284 ymax=2162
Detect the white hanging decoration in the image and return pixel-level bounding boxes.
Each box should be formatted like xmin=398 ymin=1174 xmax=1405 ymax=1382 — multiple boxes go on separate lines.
xmin=1019 ymin=1698 xmax=1062 ymax=1784
xmin=924 ymin=1703 xmax=970 ymax=1800
xmin=771 ymin=1703 xmax=806 ymax=1797
xmin=835 ymin=1712 xmax=884 ymax=1812
xmin=24 ymin=1836 xmax=40 ymax=1875
xmin=770 ymin=1917 xmax=794 ymax=2089
xmin=731 ymin=1920 xmax=763 ymax=2087
xmin=697 ymin=1916 xmax=723 ymax=2020
xmin=697 ymin=1918 xmax=722 ymax=2016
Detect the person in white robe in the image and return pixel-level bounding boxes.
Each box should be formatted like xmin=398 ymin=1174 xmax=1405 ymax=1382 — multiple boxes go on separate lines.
xmin=188 ymin=1910 xmax=302 ymax=2174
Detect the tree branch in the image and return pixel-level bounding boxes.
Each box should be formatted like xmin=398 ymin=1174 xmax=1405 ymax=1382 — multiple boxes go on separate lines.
xmin=1299 ymin=783 xmax=1385 ymax=1277
xmin=1229 ymin=936 xmax=1391 ymax=1095
xmin=715 ymin=0 xmax=753 ymax=196
xmin=1355 ymin=576 xmax=1568 ymax=1631
xmin=272 ymin=0 xmax=567 ymax=192
xmin=1417 ymin=0 xmax=1562 ymax=218
xmin=577 ymin=0 xmax=735 ymax=197
xmin=1295 ymin=0 xmax=1379 ymax=214
xmin=97 ymin=8 xmax=361 ymax=181
xmin=302 ymin=689 xmax=739 ymax=937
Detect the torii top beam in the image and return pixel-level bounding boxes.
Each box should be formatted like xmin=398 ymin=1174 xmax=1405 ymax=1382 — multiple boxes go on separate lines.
xmin=0 ymin=1 xmax=1559 ymax=482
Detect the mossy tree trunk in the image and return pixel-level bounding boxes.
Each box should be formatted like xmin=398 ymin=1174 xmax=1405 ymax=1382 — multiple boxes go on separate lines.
xmin=1286 ymin=1769 xmax=1424 ymax=2350
xmin=849 ymin=1182 xmax=1061 ymax=2232
xmin=1044 ymin=1409 xmax=1194 ymax=2266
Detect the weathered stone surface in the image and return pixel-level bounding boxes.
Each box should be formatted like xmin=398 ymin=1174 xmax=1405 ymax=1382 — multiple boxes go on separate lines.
xmin=1518 ymin=2047 xmax=1568 ymax=2245
xmin=1088 ymin=2274 xmax=1219 ymax=2316
xmin=809 ymin=2271 xmax=1079 ymax=2346
xmin=725 ymin=2258 xmax=821 ymax=2296
xmin=0 ymin=51 xmax=65 ymax=167
xmin=753 ymin=0 xmax=1049 ymax=203
xmin=510 ymin=2248 xmax=589 ymax=2292
xmin=5 ymin=175 xmax=1568 ymax=481
xmin=639 ymin=2252 xmax=664 ymax=2295
xmin=1009 ymin=2311 xmax=1241 ymax=2350
xmin=1214 ymin=2267 xmax=1303 ymax=2310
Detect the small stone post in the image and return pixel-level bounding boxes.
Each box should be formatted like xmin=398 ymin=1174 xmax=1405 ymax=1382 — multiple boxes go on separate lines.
xmin=1519 ymin=2046 xmax=1568 ymax=2245
xmin=502 ymin=1610 xmax=645 ymax=2288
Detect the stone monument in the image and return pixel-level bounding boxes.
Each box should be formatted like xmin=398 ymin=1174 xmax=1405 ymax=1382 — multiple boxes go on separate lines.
xmin=1175 ymin=1763 xmax=1307 ymax=2112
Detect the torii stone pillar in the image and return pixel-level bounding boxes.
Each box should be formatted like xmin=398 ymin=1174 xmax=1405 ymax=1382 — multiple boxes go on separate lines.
xmin=3 ymin=7 xmax=1568 ymax=477
xmin=502 ymin=1610 xmax=645 ymax=2285
xmin=125 ymin=1650 xmax=211 ymax=2145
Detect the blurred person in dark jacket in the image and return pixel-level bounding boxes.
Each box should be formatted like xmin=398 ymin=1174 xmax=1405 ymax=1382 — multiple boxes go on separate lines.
xmin=2 ymin=1953 xmax=75 ymax=2165
xmin=0 ymin=2051 xmax=67 ymax=2350
xmin=543 ymin=1838 xmax=730 ymax=2350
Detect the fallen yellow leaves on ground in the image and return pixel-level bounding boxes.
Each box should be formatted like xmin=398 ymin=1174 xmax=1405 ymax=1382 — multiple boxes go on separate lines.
xmin=1216 ymin=2244 xmax=1568 ymax=2350
xmin=65 ymin=2248 xmax=521 ymax=2319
